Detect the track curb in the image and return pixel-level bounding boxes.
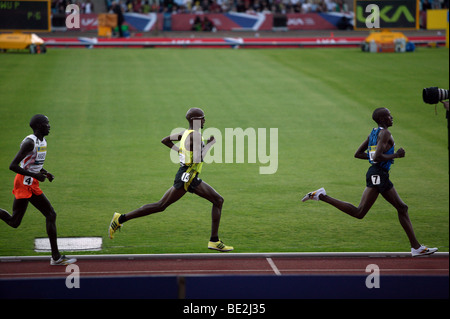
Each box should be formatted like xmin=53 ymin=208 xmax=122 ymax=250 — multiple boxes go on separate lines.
xmin=0 ymin=251 xmax=448 ymax=262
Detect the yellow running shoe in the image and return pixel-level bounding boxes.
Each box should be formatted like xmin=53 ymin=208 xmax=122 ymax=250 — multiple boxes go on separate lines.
xmin=208 ymin=239 xmax=234 ymax=252
xmin=109 ymin=212 xmax=122 ymax=239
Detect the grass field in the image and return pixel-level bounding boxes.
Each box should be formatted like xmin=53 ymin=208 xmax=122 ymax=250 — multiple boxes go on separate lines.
xmin=0 ymin=47 xmax=448 ymax=256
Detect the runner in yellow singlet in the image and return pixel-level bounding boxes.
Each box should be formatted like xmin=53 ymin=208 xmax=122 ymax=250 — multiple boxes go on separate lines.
xmin=109 ymin=108 xmax=233 ymax=252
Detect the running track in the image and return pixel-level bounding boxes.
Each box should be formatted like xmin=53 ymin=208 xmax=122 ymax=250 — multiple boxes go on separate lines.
xmin=1 ymin=252 xmax=448 ymax=299
xmin=0 ymin=252 xmax=448 ymax=278
xmin=0 ymin=253 xmax=449 ymax=279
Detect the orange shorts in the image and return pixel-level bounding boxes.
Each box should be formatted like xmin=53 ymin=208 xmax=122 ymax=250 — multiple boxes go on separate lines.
xmin=12 ymin=174 xmax=43 ymax=199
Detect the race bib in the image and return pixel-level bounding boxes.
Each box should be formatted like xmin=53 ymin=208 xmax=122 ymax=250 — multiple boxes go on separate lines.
xmin=368 ymin=145 xmax=377 ymax=163
xmin=23 ymin=176 xmax=34 ymax=186
xmin=181 ymin=172 xmax=190 ymax=183
xmin=371 ymin=175 xmax=381 ymax=185
xmin=37 ymin=151 xmax=46 ymax=161
xmin=35 ymin=145 xmax=47 ymax=164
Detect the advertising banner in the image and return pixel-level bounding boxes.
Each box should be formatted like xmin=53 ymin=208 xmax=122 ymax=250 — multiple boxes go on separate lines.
xmin=286 ymin=13 xmax=337 ymax=30
xmin=164 ymin=12 xmax=350 ymax=31
xmin=354 ymin=0 xmax=419 ymax=30
xmin=170 ymin=12 xmax=271 ymax=31
xmin=67 ymin=12 xmax=355 ymax=32
xmin=78 ymin=13 xmax=98 ymax=31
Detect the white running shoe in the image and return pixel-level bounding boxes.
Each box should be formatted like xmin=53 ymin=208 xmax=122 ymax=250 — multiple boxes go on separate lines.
xmin=302 ymin=188 xmax=326 ymax=202
xmin=50 ymin=255 xmax=77 ymax=266
xmin=411 ymin=245 xmax=438 ymax=257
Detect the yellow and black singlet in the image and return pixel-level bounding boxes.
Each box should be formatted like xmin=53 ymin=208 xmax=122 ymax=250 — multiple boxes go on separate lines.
xmin=178 ymin=130 xmax=204 ymax=191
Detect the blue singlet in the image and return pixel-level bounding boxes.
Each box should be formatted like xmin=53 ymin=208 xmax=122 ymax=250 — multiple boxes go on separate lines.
xmin=367 ymin=127 xmax=394 ymax=171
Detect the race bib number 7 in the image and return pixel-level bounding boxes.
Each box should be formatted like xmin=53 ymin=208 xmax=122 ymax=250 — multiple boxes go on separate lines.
xmin=371 ymin=175 xmax=381 ymax=185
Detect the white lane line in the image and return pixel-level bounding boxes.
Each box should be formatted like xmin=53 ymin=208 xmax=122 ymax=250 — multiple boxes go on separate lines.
xmin=1 ymin=252 xmax=447 ymax=262
xmin=266 ymin=257 xmax=281 ymax=275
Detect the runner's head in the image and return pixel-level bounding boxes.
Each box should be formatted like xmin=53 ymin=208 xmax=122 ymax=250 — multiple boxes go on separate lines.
xmin=372 ymin=108 xmax=393 ymax=127
xmin=29 ymin=114 xmax=50 ymax=136
xmin=186 ymin=108 xmax=205 ymax=129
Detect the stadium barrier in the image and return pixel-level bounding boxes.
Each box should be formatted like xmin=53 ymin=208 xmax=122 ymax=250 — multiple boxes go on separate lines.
xmin=51 ymin=12 xmax=353 ymax=32
xmin=42 ymin=34 xmax=446 ymax=49
xmin=1 ymin=274 xmax=448 ymax=299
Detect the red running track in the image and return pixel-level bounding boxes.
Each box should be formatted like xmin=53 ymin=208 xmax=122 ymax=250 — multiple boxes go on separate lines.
xmin=0 ymin=253 xmax=447 ymax=279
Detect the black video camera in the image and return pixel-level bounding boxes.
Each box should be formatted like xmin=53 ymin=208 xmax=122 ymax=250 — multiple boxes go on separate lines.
xmin=423 ymin=87 xmax=449 ymax=104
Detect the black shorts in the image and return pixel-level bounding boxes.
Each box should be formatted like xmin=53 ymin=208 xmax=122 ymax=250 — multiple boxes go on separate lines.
xmin=366 ymin=165 xmax=394 ymax=193
xmin=173 ymin=165 xmax=202 ymax=193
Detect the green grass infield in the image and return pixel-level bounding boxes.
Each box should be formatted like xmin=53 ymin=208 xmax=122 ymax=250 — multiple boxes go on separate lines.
xmin=0 ymin=47 xmax=448 ymax=256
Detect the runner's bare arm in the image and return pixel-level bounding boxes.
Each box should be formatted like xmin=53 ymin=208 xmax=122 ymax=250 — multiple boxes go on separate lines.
xmin=354 ymin=137 xmax=369 ymax=160
xmin=9 ymin=138 xmax=46 ymax=182
xmin=161 ymin=131 xmax=185 ymax=153
xmin=373 ymin=129 xmax=405 ymax=162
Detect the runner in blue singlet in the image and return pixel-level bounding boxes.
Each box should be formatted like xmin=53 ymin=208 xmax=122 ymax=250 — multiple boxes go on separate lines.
xmin=302 ymin=108 xmax=438 ymax=256
xmin=368 ymin=127 xmax=395 ymax=171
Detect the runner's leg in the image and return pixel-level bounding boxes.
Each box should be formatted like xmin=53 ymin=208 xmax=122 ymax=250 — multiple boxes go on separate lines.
xmin=29 ymin=194 xmax=60 ymax=261
xmin=122 ymin=186 xmax=187 ymax=222
xmin=381 ymin=187 xmax=420 ymax=249
xmin=193 ymin=181 xmax=224 ymax=239
xmin=319 ymin=187 xmax=379 ymax=219
xmin=0 ymin=198 xmax=29 ymax=228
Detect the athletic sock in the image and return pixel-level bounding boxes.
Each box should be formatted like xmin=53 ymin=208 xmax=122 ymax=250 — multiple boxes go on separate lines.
xmin=118 ymin=214 xmax=126 ymax=224
xmin=210 ymin=236 xmax=219 ymax=242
